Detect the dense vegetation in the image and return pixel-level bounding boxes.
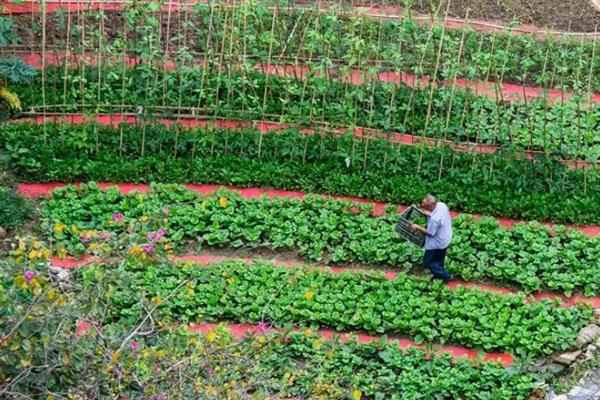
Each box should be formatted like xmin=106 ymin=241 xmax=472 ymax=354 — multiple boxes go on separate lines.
xmin=41 ymin=184 xmax=600 ymax=296
xmin=13 ymin=3 xmax=600 ymax=91
xmin=84 ymin=257 xmax=592 ymax=358
xmin=4 ymin=122 xmax=599 ymax=224
xmin=3 ymin=240 xmax=541 ymax=399
xmin=12 ymin=65 xmax=600 ymax=158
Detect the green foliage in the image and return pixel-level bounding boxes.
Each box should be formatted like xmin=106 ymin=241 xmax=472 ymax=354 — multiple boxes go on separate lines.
xmin=23 ymin=2 xmax=600 ymax=91
xmin=0 ymin=187 xmax=32 ymax=230
xmin=0 ymin=238 xmax=541 ymax=399
xmin=0 ymin=16 xmax=18 ymax=47
xmin=42 ymin=184 xmax=600 ymax=296
xmin=0 ymin=58 xmax=37 ymax=84
xmin=3 ymin=122 xmax=598 ymax=224
xmin=83 ymin=257 xmax=592 ymax=358
xmin=12 ymin=65 xmax=600 ymax=158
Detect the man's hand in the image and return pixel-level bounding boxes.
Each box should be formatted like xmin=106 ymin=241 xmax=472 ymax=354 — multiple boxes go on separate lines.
xmin=410 ymin=224 xmax=421 ymax=231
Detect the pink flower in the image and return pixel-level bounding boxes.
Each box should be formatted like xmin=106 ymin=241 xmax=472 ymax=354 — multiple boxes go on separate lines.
xmin=143 ymin=244 xmax=155 ymax=254
xmin=258 ymin=321 xmax=269 ymax=333
xmin=112 ymin=212 xmax=124 ymax=223
xmin=98 ymin=231 xmax=111 ymax=241
xmin=205 ymin=366 xmax=214 ymax=376
xmin=23 ymin=270 xmax=35 ymax=282
xmin=162 ymin=207 xmax=170 ymax=216
xmin=147 ymin=229 xmax=167 ymax=242
xmin=80 ymin=234 xmax=90 ymax=244
xmin=130 ymin=341 xmax=139 ymax=351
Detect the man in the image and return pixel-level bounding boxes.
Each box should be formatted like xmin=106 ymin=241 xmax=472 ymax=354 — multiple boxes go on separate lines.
xmin=410 ymin=194 xmax=453 ymax=284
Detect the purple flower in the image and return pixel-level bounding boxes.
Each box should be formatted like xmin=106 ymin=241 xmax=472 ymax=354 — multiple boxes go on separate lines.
xmin=130 ymin=341 xmax=139 ymax=351
xmin=258 ymin=321 xmax=269 ymax=333
xmin=205 ymin=366 xmax=214 ymax=376
xmin=112 ymin=212 xmax=124 ymax=223
xmin=154 ymin=396 xmax=166 ymax=400
xmin=147 ymin=229 xmax=167 ymax=242
xmin=143 ymin=244 xmax=155 ymax=254
xmin=98 ymin=231 xmax=111 ymax=241
xmin=23 ymin=270 xmax=35 ymax=282
xmin=80 ymin=234 xmax=90 ymax=244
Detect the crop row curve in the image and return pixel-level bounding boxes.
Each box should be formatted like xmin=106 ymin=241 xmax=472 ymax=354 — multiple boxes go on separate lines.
xmin=20 ymin=182 xmax=600 ymax=236
xmin=2 ymin=0 xmax=600 ymax=39
xmin=51 ymin=252 xmax=600 ymax=309
xmin=73 ymin=319 xmax=514 ymax=367
xmin=18 ymin=52 xmax=600 ymax=107
xmin=13 ymin=113 xmax=600 ymax=171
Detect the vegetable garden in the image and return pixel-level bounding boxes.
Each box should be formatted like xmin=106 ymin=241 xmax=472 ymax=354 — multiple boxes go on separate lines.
xmin=2 ymin=1 xmax=600 ymax=399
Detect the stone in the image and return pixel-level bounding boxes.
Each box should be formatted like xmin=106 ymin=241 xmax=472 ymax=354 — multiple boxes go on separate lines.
xmin=545 ymin=362 xmax=567 ymax=375
xmin=576 ymin=324 xmax=600 ymax=348
xmin=554 ymin=350 xmax=582 ymax=365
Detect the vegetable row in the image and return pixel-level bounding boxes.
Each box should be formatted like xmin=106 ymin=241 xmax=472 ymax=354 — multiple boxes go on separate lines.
xmin=9 ymin=2 xmax=600 ymax=92
xmin=2 ymin=243 xmax=539 ymax=399
xmin=81 ymin=258 xmax=592 ymax=358
xmin=12 ymin=65 xmax=600 ymax=157
xmin=4 ymin=122 xmax=600 ymax=224
xmin=42 ymin=184 xmax=600 ymax=296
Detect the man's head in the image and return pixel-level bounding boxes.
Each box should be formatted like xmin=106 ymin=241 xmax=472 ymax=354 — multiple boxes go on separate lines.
xmin=421 ymin=194 xmax=437 ymax=212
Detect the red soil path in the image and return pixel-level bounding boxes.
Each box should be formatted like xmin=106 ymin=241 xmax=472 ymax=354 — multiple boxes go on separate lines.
xmin=72 ymin=318 xmax=513 ymax=367
xmin=2 ymin=0 xmax=599 ymax=40
xmin=15 ymin=179 xmax=600 ymax=237
xmin=19 ymin=52 xmax=600 ymax=106
xmin=13 ymin=112 xmax=599 ymax=170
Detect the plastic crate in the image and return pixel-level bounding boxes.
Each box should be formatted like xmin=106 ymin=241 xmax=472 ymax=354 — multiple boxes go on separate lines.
xmin=395 ymin=205 xmax=426 ymax=247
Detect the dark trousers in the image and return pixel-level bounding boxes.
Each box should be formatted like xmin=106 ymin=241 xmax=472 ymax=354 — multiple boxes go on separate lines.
xmin=423 ymin=248 xmax=452 ymax=283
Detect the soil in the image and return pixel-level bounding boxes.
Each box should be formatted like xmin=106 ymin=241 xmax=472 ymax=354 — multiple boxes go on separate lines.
xmin=405 ymin=0 xmax=600 ymax=32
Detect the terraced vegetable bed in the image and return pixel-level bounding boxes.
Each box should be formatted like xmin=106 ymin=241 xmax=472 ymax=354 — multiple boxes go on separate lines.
xmin=38 ymin=183 xmax=600 ymax=296
xmin=4 ymin=122 xmax=600 ymax=224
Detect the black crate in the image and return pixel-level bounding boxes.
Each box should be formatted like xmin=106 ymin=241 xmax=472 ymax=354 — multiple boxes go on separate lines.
xmin=395 ymin=205 xmax=426 ymax=247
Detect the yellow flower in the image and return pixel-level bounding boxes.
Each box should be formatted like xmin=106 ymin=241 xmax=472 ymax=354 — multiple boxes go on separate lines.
xmin=28 ymin=250 xmax=40 ymax=260
xmin=257 ymin=335 xmax=266 ymax=344
xmin=89 ymin=243 xmax=99 ymax=251
xmin=304 ymin=291 xmax=314 ymax=301
xmin=352 ymin=390 xmax=362 ymax=400
xmin=110 ymin=352 xmax=120 ymax=363
xmin=71 ymin=225 xmax=80 ymax=234
xmin=219 ymin=197 xmax=228 ymax=207
xmin=41 ymin=249 xmax=51 ymax=260
xmin=151 ymin=296 xmax=163 ymax=305
xmin=312 ymin=338 xmax=325 ymax=349
xmin=54 ymin=223 xmax=65 ymax=234
xmin=128 ymin=245 xmax=143 ymax=257
xmin=140 ymin=215 xmax=149 ymax=222
xmin=32 ymin=240 xmax=41 ymax=249
xmin=201 ymin=200 xmax=207 ymax=207
xmin=303 ymin=328 xmax=313 ymax=336
xmin=206 ymin=331 xmax=217 ymax=343
xmin=227 ymin=277 xmax=235 ymax=285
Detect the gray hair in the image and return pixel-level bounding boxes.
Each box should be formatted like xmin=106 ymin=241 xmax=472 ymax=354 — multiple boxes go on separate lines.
xmin=424 ymin=194 xmax=437 ymax=203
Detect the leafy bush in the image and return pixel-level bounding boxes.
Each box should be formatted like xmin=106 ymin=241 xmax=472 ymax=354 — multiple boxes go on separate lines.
xmin=0 ymin=186 xmax=32 ymax=230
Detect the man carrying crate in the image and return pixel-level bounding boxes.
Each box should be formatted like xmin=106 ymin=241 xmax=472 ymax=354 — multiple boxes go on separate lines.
xmin=410 ymin=194 xmax=453 ymax=284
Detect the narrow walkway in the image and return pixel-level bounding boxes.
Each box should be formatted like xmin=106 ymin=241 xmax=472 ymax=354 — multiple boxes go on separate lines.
xmin=72 ymin=319 xmax=514 ymax=366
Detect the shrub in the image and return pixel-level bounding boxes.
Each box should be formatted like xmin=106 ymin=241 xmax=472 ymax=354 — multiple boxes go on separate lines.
xmin=0 ymin=187 xmax=33 ymax=230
